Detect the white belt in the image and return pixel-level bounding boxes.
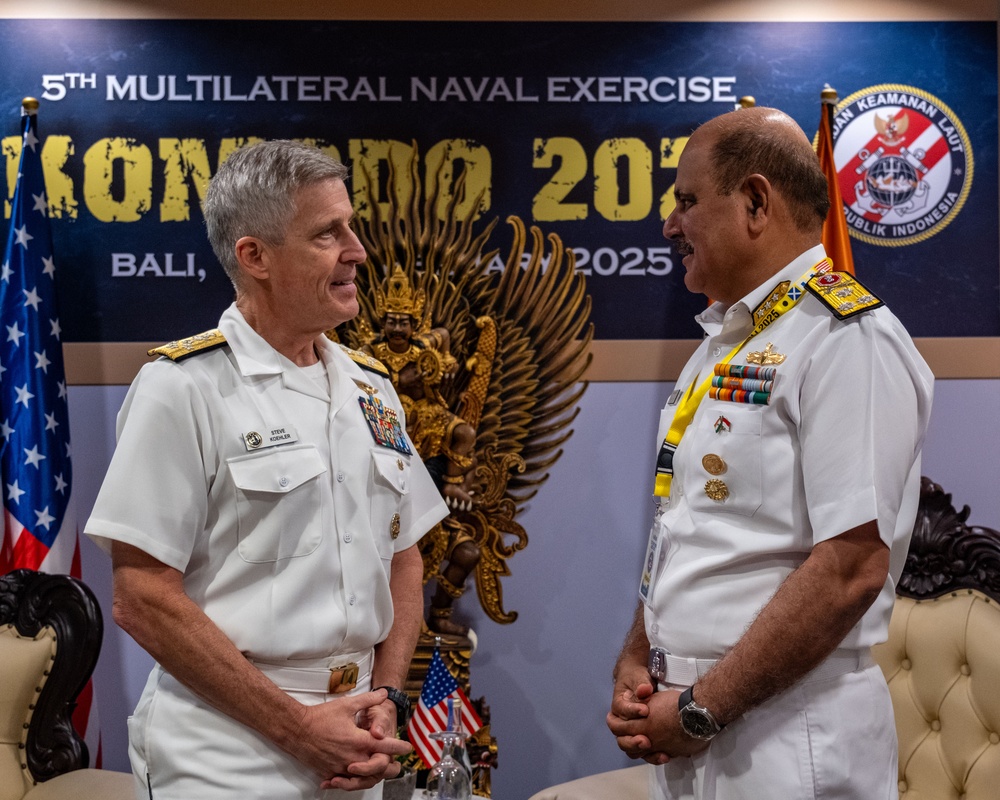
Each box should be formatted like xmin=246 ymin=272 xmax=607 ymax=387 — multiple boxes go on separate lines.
xmin=648 ymin=648 xmax=715 ymax=686
xmin=249 ymin=649 xmax=373 ymax=694
xmin=649 ymin=647 xmax=874 ymax=688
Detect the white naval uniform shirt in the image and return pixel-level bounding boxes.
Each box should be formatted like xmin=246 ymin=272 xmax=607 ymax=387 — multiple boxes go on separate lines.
xmin=645 ymin=245 xmax=934 ymax=659
xmin=86 ymin=303 xmax=448 ymax=661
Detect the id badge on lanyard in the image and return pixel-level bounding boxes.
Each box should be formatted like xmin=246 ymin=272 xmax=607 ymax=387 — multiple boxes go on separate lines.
xmin=639 ymin=501 xmax=670 ymax=607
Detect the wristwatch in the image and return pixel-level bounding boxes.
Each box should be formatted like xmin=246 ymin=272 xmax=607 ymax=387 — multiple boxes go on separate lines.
xmin=677 ymin=686 xmax=724 ymax=741
xmin=376 ymin=685 xmax=412 ymax=726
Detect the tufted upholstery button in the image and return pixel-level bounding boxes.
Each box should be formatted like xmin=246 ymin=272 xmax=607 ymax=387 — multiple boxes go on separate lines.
xmin=931 ymin=720 xmax=941 ymax=732
xmin=990 ymin=732 xmax=1000 ymax=745
xmin=898 ymin=780 xmax=907 ymax=793
xmin=900 ymin=658 xmax=912 ymax=670
xmin=961 ymin=663 xmax=971 ymax=675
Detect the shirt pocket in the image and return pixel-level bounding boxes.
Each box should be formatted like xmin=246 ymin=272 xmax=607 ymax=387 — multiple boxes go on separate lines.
xmin=228 ymin=445 xmax=327 ymax=563
xmin=684 ymin=405 xmax=763 ymax=518
xmin=369 ymin=450 xmax=411 ymax=561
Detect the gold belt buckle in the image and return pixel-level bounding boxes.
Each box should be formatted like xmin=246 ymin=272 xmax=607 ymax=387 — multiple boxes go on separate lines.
xmin=328 ymin=662 xmax=359 ymax=694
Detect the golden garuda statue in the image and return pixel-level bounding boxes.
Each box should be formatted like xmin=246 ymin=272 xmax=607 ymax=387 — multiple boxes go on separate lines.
xmin=339 ymin=145 xmax=593 ymax=638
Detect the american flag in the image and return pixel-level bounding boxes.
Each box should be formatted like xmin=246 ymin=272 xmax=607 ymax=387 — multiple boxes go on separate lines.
xmin=0 ymin=100 xmax=74 ymax=573
xmin=407 ymin=645 xmax=483 ymax=768
xmin=0 ymin=100 xmax=98 ymax=761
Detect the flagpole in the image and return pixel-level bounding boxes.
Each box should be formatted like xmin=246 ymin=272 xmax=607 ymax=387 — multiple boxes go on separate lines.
xmin=818 ymin=85 xmax=856 ymax=275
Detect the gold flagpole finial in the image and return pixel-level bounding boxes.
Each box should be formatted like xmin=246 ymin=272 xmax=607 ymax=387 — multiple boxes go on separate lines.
xmin=821 ymin=84 xmax=838 ymax=105
xmin=21 ymin=97 xmax=39 ymax=115
xmin=738 ymin=95 xmax=756 ymax=109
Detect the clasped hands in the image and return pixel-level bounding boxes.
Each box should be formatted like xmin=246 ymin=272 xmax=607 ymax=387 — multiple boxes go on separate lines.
xmin=607 ymin=666 xmax=711 ymax=764
xmin=292 ymin=688 xmax=411 ymax=792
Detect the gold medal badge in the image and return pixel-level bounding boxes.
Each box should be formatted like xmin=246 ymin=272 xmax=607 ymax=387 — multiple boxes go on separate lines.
xmin=702 ymin=454 xmax=727 ymax=475
xmin=704 ymin=479 xmax=729 ymax=502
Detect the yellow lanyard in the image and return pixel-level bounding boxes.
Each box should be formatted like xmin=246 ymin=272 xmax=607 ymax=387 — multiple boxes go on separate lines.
xmin=653 ymin=258 xmax=831 ymax=499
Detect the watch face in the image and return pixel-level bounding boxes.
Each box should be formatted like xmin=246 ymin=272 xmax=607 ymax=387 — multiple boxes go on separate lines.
xmin=681 ymin=707 xmax=718 ymax=739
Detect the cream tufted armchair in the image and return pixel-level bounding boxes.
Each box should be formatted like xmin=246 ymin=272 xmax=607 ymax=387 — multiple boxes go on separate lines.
xmin=871 ymin=477 xmax=1000 ymax=800
xmin=529 ymin=478 xmax=1000 ymax=800
xmin=0 ymin=570 xmax=133 ymax=800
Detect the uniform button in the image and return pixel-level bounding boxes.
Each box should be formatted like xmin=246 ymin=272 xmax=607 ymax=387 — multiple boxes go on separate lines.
xmin=650 ymin=623 xmax=659 ymax=635
xmin=401 ymin=480 xmax=407 ymax=491
xmin=343 ymin=533 xmax=353 ymax=543
xmin=713 ymin=347 xmax=723 ymax=357
xmin=336 ymin=471 xmax=345 ymax=482
xmin=348 ymin=594 xmax=357 ymax=606
xmin=278 ymin=476 xmax=289 ymax=488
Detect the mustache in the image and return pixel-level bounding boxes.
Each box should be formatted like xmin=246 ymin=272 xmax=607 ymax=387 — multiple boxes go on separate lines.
xmin=674 ymin=239 xmax=694 ymax=257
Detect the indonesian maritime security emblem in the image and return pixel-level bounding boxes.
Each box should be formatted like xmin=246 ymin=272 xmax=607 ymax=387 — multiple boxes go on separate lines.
xmin=829 ymin=84 xmax=973 ymax=247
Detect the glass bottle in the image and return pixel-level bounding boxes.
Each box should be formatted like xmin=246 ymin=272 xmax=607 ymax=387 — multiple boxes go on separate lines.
xmin=425 ymin=698 xmax=472 ymax=800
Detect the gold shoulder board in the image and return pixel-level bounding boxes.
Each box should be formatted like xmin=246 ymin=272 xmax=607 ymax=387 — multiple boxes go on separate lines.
xmin=339 ymin=344 xmax=390 ymax=377
xmin=148 ymin=329 xmax=227 ymax=361
xmin=805 ymin=272 xmax=884 ymax=320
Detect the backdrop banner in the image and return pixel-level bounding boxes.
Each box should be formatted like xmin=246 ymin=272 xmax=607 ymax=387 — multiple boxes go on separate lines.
xmin=1 ymin=19 xmax=996 ymax=342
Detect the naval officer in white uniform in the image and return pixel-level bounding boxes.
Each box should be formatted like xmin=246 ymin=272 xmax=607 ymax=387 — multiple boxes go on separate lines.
xmin=87 ymin=140 xmax=448 ymax=799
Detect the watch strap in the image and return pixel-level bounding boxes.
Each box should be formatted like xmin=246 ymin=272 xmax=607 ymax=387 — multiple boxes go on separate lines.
xmin=375 ymin=685 xmax=411 ymax=726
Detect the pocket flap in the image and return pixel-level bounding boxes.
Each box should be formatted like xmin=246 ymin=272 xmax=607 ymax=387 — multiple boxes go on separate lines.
xmin=372 ymin=451 xmax=411 ymax=495
xmin=229 ymin=446 xmax=326 ymax=494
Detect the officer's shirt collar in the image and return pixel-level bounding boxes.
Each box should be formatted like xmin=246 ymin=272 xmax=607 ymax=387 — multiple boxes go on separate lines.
xmin=694 ymin=244 xmax=827 ymax=339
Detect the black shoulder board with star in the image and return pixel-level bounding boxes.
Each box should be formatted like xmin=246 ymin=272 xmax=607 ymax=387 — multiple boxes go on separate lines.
xmin=805 ymin=272 xmax=884 ymax=320
xmin=147 ymin=329 xmax=227 ymax=361
xmin=339 ymin=344 xmax=390 ymax=377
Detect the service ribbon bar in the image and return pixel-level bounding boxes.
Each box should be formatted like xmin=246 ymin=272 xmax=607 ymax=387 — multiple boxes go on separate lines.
xmin=714 ymin=364 xmax=778 ymax=381
xmin=708 ymin=387 xmax=772 ymax=405
xmin=710 ymin=376 xmax=774 ymax=393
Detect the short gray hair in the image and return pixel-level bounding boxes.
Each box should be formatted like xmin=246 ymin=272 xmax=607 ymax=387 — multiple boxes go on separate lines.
xmin=203 ymin=140 xmax=350 ymax=286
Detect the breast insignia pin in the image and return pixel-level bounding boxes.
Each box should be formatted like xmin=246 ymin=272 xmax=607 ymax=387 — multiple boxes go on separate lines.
xmin=746 ymin=343 xmax=785 ymax=365
xmin=705 ymin=479 xmax=730 ymax=502
xmin=702 ymin=454 xmax=727 ymax=475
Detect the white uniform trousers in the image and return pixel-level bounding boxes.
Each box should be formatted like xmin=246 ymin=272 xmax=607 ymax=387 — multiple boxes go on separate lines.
xmin=127 ymin=664 xmax=384 ymax=800
xmin=651 ymin=662 xmax=898 ymax=800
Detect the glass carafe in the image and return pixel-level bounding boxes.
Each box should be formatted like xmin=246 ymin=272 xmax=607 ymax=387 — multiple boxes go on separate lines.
xmin=425 ymin=699 xmax=472 ymax=799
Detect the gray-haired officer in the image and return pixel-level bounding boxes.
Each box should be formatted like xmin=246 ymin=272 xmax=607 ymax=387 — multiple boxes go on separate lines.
xmin=87 ymin=140 xmax=448 ymax=799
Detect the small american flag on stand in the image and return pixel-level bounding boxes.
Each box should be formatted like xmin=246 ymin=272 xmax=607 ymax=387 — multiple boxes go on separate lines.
xmin=0 ymin=97 xmax=99 ymax=764
xmin=407 ymin=644 xmax=483 ymax=768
